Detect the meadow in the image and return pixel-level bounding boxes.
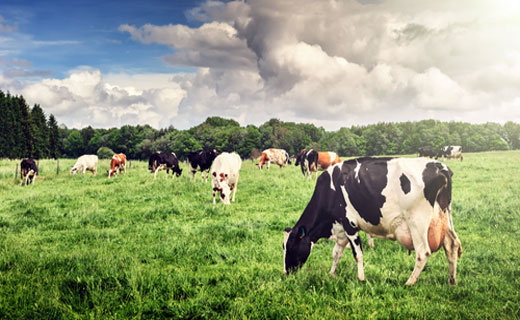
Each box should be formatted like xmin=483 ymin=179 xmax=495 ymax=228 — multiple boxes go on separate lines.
xmin=0 ymin=151 xmax=519 ymax=319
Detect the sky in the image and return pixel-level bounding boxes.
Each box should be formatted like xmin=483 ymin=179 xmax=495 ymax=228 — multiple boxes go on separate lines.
xmin=1 ymin=0 xmax=520 ymax=130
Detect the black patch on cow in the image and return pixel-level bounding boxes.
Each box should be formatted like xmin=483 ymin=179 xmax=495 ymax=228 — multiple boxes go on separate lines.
xmin=342 ymin=157 xmax=390 ymax=226
xmin=422 ymin=162 xmax=451 ymax=208
xmin=400 ymin=174 xmax=411 ymax=194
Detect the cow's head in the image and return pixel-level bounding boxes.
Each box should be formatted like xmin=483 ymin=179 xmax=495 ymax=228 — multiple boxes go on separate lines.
xmin=294 ymin=150 xmax=306 ymax=166
xmin=70 ymin=166 xmax=79 ymax=175
xmin=175 ymin=168 xmax=183 ymax=177
xmin=148 ymin=160 xmax=158 ymax=173
xmin=283 ymin=226 xmax=312 ymax=274
xmin=107 ymin=169 xmax=115 ymax=178
xmin=213 ymin=172 xmax=231 ymax=204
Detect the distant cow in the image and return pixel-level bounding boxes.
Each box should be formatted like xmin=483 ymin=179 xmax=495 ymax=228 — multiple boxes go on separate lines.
xmin=188 ymin=149 xmax=219 ymax=182
xmin=108 ymin=153 xmax=126 ymax=178
xmin=294 ymin=149 xmax=342 ymax=179
xmin=283 ymin=157 xmax=462 ymax=286
xmin=211 ymin=152 xmax=242 ymax=205
xmin=20 ymin=158 xmax=38 ymax=186
xmin=257 ymin=148 xmax=291 ymax=171
xmin=148 ymin=152 xmax=182 ymax=179
xmin=439 ymin=146 xmax=463 ymax=161
xmin=418 ymin=146 xmax=438 ymax=159
xmin=70 ymin=155 xmax=98 ymax=175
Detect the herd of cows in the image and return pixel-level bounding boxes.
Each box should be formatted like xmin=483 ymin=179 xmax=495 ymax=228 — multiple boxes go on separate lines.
xmin=16 ymin=145 xmax=464 ymax=285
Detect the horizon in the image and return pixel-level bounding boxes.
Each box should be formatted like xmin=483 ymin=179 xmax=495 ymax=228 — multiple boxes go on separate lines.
xmin=1 ymin=0 xmax=519 ymax=130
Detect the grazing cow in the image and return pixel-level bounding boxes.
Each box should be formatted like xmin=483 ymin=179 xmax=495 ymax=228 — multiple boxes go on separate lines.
xmin=108 ymin=153 xmax=126 ymax=178
xmin=70 ymin=155 xmax=98 ymax=175
xmin=439 ymin=146 xmax=463 ymax=161
xmin=257 ymin=148 xmax=291 ymax=171
xmin=211 ymin=152 xmax=242 ymax=205
xmin=295 ymin=149 xmax=342 ymax=179
xmin=20 ymin=158 xmax=38 ymax=186
xmin=283 ymin=157 xmax=462 ymax=286
xmin=418 ymin=146 xmax=438 ymax=159
xmin=148 ymin=152 xmax=182 ymax=179
xmin=188 ymin=149 xmax=219 ymax=182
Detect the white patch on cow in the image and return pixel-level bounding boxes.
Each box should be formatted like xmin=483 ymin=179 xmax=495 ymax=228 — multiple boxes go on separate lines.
xmin=328 ymin=152 xmax=337 ymax=163
xmin=354 ymin=160 xmax=361 ymax=183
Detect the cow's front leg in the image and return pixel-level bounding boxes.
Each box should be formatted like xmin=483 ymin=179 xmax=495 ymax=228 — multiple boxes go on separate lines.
xmin=330 ymin=240 xmax=347 ymax=276
xmin=231 ymin=178 xmax=238 ymax=202
xmin=154 ymin=167 xmax=161 ymax=179
xmin=212 ymin=188 xmax=217 ymax=205
xmin=346 ymin=231 xmax=365 ymax=281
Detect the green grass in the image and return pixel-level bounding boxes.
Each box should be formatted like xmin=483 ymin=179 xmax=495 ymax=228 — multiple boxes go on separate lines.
xmin=0 ymin=152 xmax=519 ymax=319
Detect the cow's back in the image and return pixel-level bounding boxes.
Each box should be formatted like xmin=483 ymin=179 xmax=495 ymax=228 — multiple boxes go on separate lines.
xmin=77 ymin=155 xmax=98 ymax=167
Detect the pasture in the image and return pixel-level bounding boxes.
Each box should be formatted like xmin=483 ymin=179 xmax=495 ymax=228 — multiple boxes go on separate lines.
xmin=0 ymin=152 xmax=519 ymax=319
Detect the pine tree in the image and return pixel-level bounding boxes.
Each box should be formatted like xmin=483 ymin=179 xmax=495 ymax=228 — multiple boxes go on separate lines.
xmin=31 ymin=104 xmax=49 ymax=159
xmin=16 ymin=96 xmax=35 ymax=158
xmin=48 ymin=114 xmax=60 ymax=159
xmin=0 ymin=90 xmax=7 ymax=158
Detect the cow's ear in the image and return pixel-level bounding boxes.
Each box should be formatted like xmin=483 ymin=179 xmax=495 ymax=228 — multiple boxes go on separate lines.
xmin=212 ymin=172 xmax=216 ymax=177
xmin=298 ymin=226 xmax=306 ymax=239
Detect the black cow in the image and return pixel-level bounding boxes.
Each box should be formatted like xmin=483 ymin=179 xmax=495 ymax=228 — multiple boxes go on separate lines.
xmin=148 ymin=152 xmax=182 ymax=179
xmin=283 ymin=157 xmax=462 ymax=285
xmin=294 ymin=149 xmax=319 ymax=179
xmin=188 ymin=149 xmax=219 ymax=182
xmin=417 ymin=146 xmax=438 ymax=159
xmin=20 ymin=158 xmax=38 ymax=186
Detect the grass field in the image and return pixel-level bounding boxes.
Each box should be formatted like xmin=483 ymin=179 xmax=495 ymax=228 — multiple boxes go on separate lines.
xmin=0 ymin=152 xmax=519 ymax=319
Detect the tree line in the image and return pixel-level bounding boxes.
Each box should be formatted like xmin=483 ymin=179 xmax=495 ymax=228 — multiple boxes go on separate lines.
xmin=2 ymin=90 xmax=520 ymax=160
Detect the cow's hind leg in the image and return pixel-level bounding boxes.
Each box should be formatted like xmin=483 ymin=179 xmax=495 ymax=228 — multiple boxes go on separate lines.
xmin=405 ymin=207 xmax=433 ymax=286
xmin=443 ymin=210 xmax=462 ymax=284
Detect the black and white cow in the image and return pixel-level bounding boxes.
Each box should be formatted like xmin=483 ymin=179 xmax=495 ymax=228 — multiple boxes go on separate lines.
xmin=20 ymin=158 xmax=38 ymax=186
xmin=188 ymin=149 xmax=219 ymax=182
xmin=295 ymin=149 xmax=319 ymax=178
xmin=148 ymin=152 xmax=182 ymax=179
xmin=283 ymin=157 xmax=462 ymax=285
xmin=417 ymin=146 xmax=438 ymax=159
xmin=439 ymin=146 xmax=463 ymax=161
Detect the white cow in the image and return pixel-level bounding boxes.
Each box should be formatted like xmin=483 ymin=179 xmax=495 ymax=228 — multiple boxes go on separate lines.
xmin=211 ymin=152 xmax=242 ymax=205
xmin=440 ymin=146 xmax=463 ymax=161
xmin=70 ymin=155 xmax=98 ymax=175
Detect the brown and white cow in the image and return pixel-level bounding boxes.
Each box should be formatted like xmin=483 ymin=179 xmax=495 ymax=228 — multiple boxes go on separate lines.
xmin=70 ymin=155 xmax=98 ymax=175
xmin=20 ymin=158 xmax=38 ymax=186
xmin=295 ymin=149 xmax=342 ymax=179
xmin=283 ymin=157 xmax=462 ymax=285
xmin=211 ymin=152 xmax=242 ymax=205
xmin=108 ymin=153 xmax=126 ymax=178
xmin=257 ymin=148 xmax=291 ymax=171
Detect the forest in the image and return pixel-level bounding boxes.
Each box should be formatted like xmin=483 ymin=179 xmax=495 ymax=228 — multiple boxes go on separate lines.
xmin=1 ymin=89 xmax=520 ymax=160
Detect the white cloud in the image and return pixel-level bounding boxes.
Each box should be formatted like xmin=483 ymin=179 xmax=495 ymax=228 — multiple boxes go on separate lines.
xmin=19 ymin=68 xmax=186 ymax=129
xmin=6 ymin=0 xmax=520 ymax=129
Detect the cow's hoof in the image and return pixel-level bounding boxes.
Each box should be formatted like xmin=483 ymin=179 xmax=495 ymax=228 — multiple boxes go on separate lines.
xmin=448 ymin=276 xmax=457 ymax=285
